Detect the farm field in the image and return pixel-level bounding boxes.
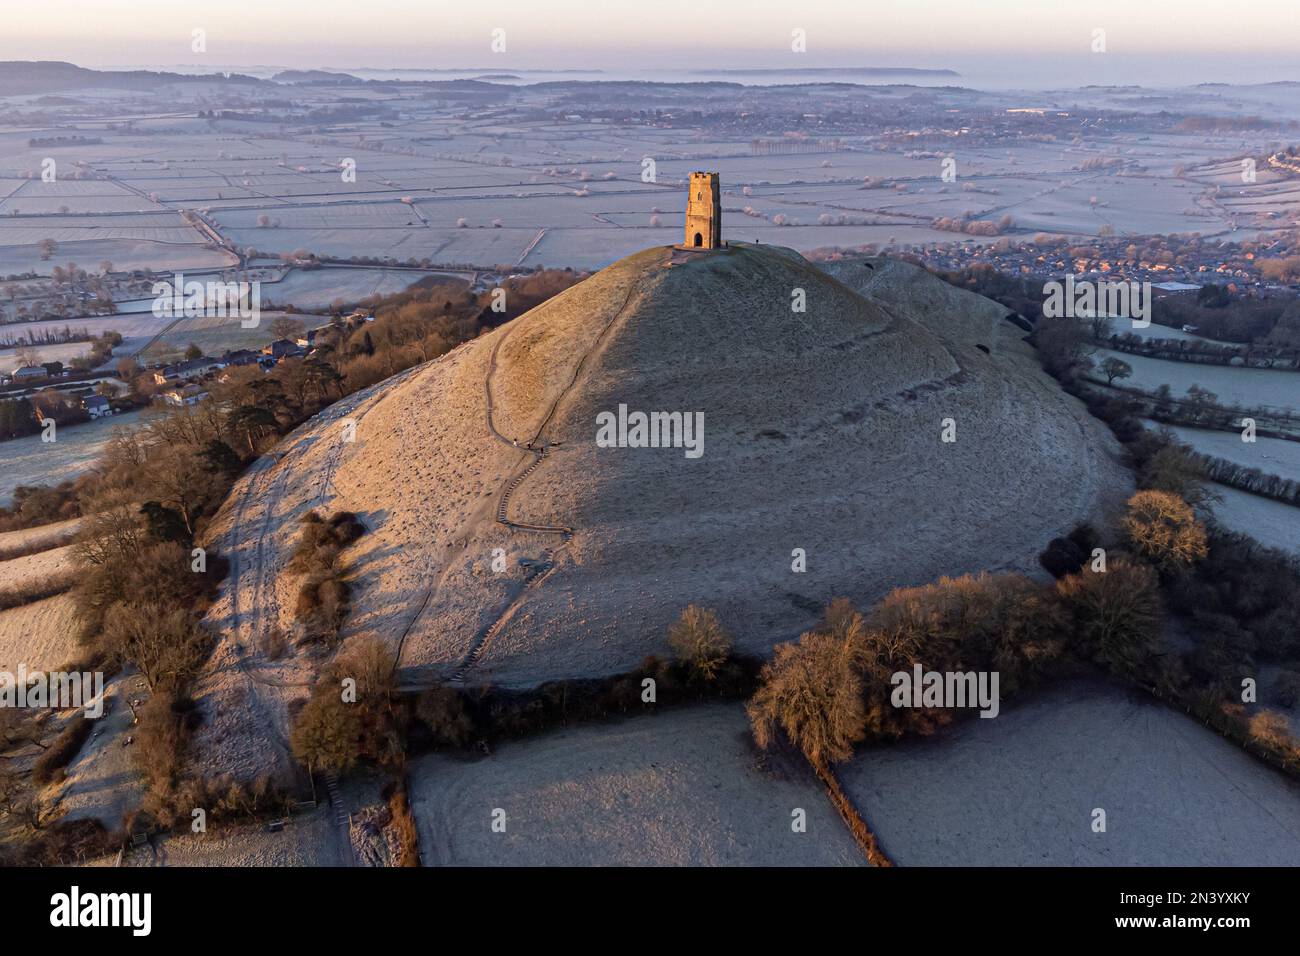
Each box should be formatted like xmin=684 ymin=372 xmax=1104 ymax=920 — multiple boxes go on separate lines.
xmin=136 ymin=310 xmax=318 ymax=362
xmin=408 ymin=704 xmax=864 ymax=866
xmin=0 ymin=592 xmax=81 ymax=673
xmin=1207 ymin=484 xmax=1300 ymax=555
xmin=1102 ymin=317 xmax=1234 ymax=345
xmin=838 ymin=680 xmax=1300 ymax=865
xmin=1147 ymin=420 xmax=1300 ymax=482
xmin=0 ymin=340 xmax=97 ymax=373
xmin=0 ymin=312 xmax=166 ymax=358
xmin=1093 ymin=347 xmax=1300 ymax=413
xmin=0 ymin=407 xmax=150 ymax=506
xmin=114 ymin=809 xmax=343 ymax=867
xmin=0 ymin=517 xmax=80 ymax=557
xmin=0 ymin=543 xmax=73 ymax=594
xmin=258 ymin=266 xmax=451 ymax=309
xmin=0 ymin=239 xmax=234 ymax=279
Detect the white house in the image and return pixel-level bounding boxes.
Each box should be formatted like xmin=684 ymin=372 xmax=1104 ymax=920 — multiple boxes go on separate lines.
xmin=163 ymin=384 xmax=209 ymax=407
xmin=82 ymin=395 xmax=114 ymax=418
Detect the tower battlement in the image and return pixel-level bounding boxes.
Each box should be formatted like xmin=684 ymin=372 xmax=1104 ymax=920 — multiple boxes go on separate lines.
xmin=684 ymin=171 xmax=721 ymax=249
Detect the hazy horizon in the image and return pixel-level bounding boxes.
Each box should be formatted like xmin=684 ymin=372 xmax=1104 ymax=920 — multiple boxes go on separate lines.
xmin=4 ymin=0 xmax=1299 ymax=89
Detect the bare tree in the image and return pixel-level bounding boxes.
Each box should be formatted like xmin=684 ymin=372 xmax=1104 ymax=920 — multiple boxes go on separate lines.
xmin=667 ymin=605 xmax=732 ymax=680
xmin=748 ymin=628 xmax=867 ymax=766
xmin=100 ymin=601 xmax=209 ymax=691
xmin=1121 ymin=490 xmax=1209 ymax=570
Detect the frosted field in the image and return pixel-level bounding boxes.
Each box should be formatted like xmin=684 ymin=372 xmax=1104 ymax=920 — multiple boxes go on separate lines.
xmin=1012 ymin=181 xmax=1223 ymax=237
xmin=521 ymin=223 xmax=971 ymax=269
xmin=1148 ymin=420 xmax=1300 ymax=482
xmin=0 ymin=517 xmax=79 ymax=557
xmin=0 ymin=109 xmax=1288 ymax=276
xmin=0 ymin=340 xmax=97 ymax=372
xmin=839 ymin=679 xmax=1300 ymax=865
xmin=260 ymin=267 xmax=454 ymax=309
xmin=118 ymin=809 xmax=344 ymax=867
xmin=0 ymin=238 xmax=234 ymax=278
xmin=410 ymin=704 xmax=864 ymax=866
xmin=0 ymin=407 xmax=149 ymax=506
xmin=0 ymin=593 xmax=80 ymax=673
xmin=0 ymin=312 xmax=170 ymax=362
xmin=645 ymin=147 xmax=1081 ymax=187
xmin=138 ymin=310 xmax=319 ymax=360
xmin=0 ymin=212 xmax=190 ymax=231
xmin=1208 ymin=484 xmax=1300 ymax=555
xmin=0 ymin=222 xmax=200 ymax=245
xmin=0 ymin=195 xmax=160 ymax=215
xmin=1103 ymin=317 xmax=1233 ymax=345
xmin=215 ymin=202 xmax=423 ymax=230
xmin=1093 ymin=347 xmax=1300 ymax=413
xmin=0 ymin=543 xmax=73 ymax=595
xmin=222 ymin=225 xmax=539 ymax=267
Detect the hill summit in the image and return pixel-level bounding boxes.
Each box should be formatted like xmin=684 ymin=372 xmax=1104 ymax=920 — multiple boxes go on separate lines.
xmin=193 ymin=243 xmax=1128 ymax=778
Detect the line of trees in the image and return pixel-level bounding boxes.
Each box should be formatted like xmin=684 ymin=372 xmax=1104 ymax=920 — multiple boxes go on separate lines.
xmin=1103 ymin=331 xmax=1299 ymax=370
xmin=1189 ymin=450 xmax=1300 ymax=508
xmin=29 ymin=267 xmax=589 ymax=835
xmin=747 ymin=480 xmax=1299 ymax=779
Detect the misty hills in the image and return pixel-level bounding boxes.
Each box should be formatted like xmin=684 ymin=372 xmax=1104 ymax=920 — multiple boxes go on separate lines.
xmin=0 ymin=61 xmax=265 ymax=95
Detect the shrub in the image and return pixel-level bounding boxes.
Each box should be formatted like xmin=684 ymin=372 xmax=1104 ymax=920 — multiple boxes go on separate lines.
xmin=290 ymin=691 xmax=361 ymax=773
xmin=0 ymin=482 xmax=80 ymax=532
xmin=3 ymin=817 xmax=118 ymax=866
xmin=1248 ymin=710 xmax=1295 ymax=751
xmin=1272 ymin=671 xmax=1300 ymax=709
xmin=1121 ymin=490 xmax=1209 ymax=571
xmin=1138 ymin=442 xmax=1215 ymax=507
xmin=1164 ymin=528 xmax=1300 ymax=662
xmin=289 ymin=511 xmax=365 ymax=574
xmin=667 ymin=605 xmax=733 ymax=681
xmin=385 ymin=784 xmax=420 ymax=866
xmin=292 ymin=639 xmax=401 ymax=773
xmin=331 ymin=636 xmax=397 ymax=702
xmin=295 ymin=566 xmax=351 ymax=644
xmin=132 ymin=693 xmax=199 ymax=795
xmin=860 ymin=574 xmax=1067 ymax=726
xmin=1057 ymin=559 xmax=1161 ymax=679
xmin=416 ymin=685 xmax=474 ymax=748
xmin=290 ymin=512 xmax=366 ymax=644
xmin=263 ymin=627 xmax=289 ymax=660
xmin=32 ymin=715 xmax=94 ymax=784
xmin=1039 ymin=536 xmax=1084 ymax=578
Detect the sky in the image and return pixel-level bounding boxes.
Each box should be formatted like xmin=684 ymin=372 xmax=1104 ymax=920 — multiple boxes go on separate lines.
xmin=1 ymin=0 xmax=1297 ymax=87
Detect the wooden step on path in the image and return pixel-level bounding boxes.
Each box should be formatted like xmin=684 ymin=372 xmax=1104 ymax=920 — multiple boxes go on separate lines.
xmin=449 ymin=556 xmax=553 ymax=683
xmin=495 ymin=451 xmax=573 ymax=539
xmin=323 ymin=771 xmax=356 ymax=866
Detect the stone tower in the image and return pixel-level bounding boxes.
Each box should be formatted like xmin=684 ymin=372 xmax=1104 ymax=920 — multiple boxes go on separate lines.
xmin=684 ymin=171 xmax=721 ymax=249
